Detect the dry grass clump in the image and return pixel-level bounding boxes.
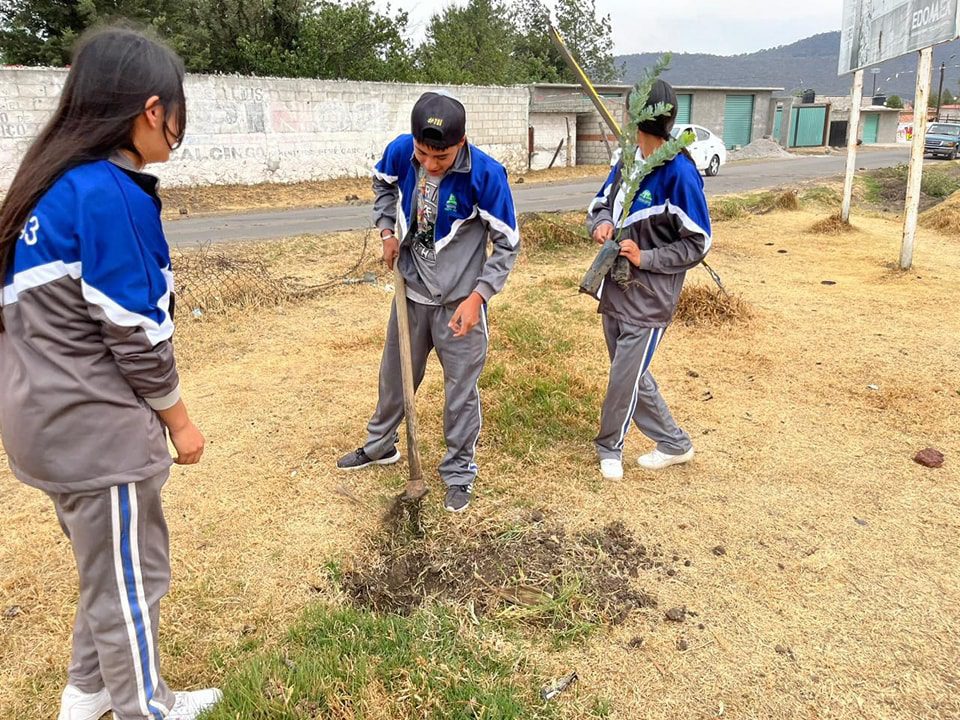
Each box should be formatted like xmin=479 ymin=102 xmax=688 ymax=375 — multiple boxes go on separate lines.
xmin=808 ymin=213 xmax=858 ymax=235
xmin=710 ymin=189 xmax=801 ymax=222
xmin=519 ymin=212 xmax=589 ymax=255
xmin=919 ymin=190 xmax=960 ymax=232
xmin=673 ymin=284 xmax=753 ymax=326
xmin=771 ymin=189 xmax=800 ymax=211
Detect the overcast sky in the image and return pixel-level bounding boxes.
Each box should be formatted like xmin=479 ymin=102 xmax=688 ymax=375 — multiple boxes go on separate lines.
xmin=381 ymin=0 xmax=843 ymax=55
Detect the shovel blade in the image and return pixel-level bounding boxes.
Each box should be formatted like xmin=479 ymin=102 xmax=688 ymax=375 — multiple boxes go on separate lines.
xmin=401 ymin=478 xmax=429 ymax=502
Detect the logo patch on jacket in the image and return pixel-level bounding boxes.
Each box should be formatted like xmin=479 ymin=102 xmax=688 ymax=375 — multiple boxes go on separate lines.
xmin=445 ymin=193 xmax=459 ymax=212
xmin=636 ymin=189 xmax=654 ymax=207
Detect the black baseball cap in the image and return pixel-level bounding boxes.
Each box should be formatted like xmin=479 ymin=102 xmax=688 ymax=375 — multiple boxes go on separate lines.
xmin=411 ymin=91 xmax=466 ymax=148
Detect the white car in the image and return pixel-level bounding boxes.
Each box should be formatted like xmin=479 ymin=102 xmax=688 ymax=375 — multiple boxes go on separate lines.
xmin=671 ymin=124 xmax=726 ymax=177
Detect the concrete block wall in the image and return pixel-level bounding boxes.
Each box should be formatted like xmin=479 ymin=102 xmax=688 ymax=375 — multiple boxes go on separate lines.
xmin=0 ymin=68 xmax=529 ymax=190
xmin=528 ymin=112 xmax=576 ymax=170
xmin=575 ymin=103 xmax=622 ymax=166
xmin=686 ymin=90 xmax=727 ymax=136
xmin=576 ymin=118 xmax=617 ymax=165
xmin=0 ymin=69 xmax=62 ymax=189
xmin=876 ymin=112 xmax=900 ymax=144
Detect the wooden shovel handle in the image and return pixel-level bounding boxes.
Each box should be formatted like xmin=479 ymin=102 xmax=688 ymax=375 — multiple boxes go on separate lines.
xmin=393 ymin=264 xmax=427 ymax=500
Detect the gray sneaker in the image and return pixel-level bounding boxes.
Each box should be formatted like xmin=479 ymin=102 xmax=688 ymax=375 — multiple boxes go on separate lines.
xmin=444 ymin=484 xmax=473 ymax=513
xmin=336 ymin=447 xmax=401 ymax=471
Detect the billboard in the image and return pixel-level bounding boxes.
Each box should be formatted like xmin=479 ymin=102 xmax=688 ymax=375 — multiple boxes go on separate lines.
xmin=839 ymin=0 xmax=960 ymax=74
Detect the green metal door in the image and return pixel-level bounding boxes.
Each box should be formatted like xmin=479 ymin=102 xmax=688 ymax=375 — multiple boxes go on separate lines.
xmin=862 ymin=113 xmax=880 ymax=144
xmin=789 ymin=106 xmax=827 ymax=147
xmin=773 ymin=107 xmax=782 ymax=140
xmin=676 ymin=94 xmax=692 ymax=124
xmin=723 ymin=94 xmax=754 ymax=149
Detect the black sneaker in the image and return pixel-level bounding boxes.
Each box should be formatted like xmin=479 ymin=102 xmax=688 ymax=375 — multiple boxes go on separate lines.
xmin=444 ymin=484 xmax=473 ymax=513
xmin=336 ymin=447 xmax=401 ymax=471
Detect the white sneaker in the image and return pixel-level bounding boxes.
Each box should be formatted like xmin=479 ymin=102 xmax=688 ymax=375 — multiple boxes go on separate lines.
xmin=166 ymin=689 xmax=224 ymax=720
xmin=637 ymin=447 xmax=694 ymax=470
xmin=58 ymin=685 xmax=112 ymax=720
xmin=600 ymin=458 xmax=624 ymax=480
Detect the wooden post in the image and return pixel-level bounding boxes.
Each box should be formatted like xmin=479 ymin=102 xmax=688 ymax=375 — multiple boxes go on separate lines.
xmin=598 ymin=121 xmax=613 ymax=161
xmin=841 ymin=69 xmax=863 ymax=223
xmin=547 ymin=138 xmax=564 ymax=169
xmin=901 ymin=47 xmax=933 ymax=270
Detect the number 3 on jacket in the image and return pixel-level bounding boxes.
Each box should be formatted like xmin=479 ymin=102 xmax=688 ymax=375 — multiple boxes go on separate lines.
xmin=20 ymin=215 xmax=40 ymax=246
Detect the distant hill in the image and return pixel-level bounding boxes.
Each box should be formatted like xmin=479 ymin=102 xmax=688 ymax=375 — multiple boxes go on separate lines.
xmin=617 ymin=31 xmax=960 ymax=101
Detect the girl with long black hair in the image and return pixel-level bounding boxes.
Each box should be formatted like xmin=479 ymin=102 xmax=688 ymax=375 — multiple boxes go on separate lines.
xmin=0 ymin=27 xmax=221 ymax=720
xmin=586 ymin=79 xmax=712 ymax=482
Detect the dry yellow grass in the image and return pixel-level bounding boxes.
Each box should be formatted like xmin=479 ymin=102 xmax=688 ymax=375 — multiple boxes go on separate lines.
xmin=919 ymin=189 xmax=960 ymax=233
xmin=673 ymin=285 xmax=753 ymax=327
xmin=808 ymin=212 xmax=859 ymax=236
xmin=1 ymin=207 xmax=959 ymax=719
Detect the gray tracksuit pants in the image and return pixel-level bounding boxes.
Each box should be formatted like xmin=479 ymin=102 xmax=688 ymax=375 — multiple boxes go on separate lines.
xmin=595 ymin=314 xmax=692 ymax=461
xmin=47 ymin=473 xmax=176 ymax=720
xmin=364 ymin=299 xmax=487 ymax=487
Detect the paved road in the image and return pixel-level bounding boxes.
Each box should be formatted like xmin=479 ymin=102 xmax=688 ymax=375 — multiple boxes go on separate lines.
xmin=166 ymin=148 xmax=909 ymax=247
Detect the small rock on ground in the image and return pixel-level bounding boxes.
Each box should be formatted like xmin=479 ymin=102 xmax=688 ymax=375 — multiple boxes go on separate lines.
xmin=914 ymin=448 xmax=945 ymax=468
xmin=665 ymin=607 xmax=687 ymax=622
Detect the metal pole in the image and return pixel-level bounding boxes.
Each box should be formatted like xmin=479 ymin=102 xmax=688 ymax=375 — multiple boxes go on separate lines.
xmin=937 ymin=62 xmax=945 ymax=121
xmin=901 ymin=47 xmax=934 ymax=270
xmin=841 ymin=70 xmax=864 ymax=223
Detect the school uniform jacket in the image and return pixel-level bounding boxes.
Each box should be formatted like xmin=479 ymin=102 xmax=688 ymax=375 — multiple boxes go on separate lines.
xmin=372 ymin=134 xmax=520 ymax=304
xmin=586 ymin=153 xmax=712 ymax=327
xmin=0 ymin=159 xmax=178 ymax=494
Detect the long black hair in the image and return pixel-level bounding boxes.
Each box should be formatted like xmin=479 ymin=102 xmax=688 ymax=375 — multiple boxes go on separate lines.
xmin=0 ymin=25 xmax=186 ymax=331
xmin=634 ymin=78 xmax=694 ymax=164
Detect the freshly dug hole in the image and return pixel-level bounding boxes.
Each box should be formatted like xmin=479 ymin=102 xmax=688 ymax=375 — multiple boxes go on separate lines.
xmin=343 ymin=515 xmax=688 ymax=633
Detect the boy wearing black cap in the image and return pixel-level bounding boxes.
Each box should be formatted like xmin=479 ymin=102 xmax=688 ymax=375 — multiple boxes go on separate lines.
xmin=337 ymin=91 xmax=520 ymax=513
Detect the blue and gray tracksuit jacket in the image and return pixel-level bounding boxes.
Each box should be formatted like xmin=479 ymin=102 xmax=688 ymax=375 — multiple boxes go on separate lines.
xmin=372 ymin=134 xmax=520 ymax=304
xmin=0 ymin=159 xmax=178 ymax=493
xmin=586 ymin=153 xmax=712 ymax=327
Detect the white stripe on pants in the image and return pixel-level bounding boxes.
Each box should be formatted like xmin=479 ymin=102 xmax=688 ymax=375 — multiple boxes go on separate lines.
xmin=48 ymin=473 xmax=175 ymax=720
xmin=595 ymin=314 xmax=692 ymax=460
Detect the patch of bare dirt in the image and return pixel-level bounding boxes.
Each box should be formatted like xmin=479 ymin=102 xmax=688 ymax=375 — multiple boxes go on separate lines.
xmin=344 ymin=513 xmax=684 ymax=629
